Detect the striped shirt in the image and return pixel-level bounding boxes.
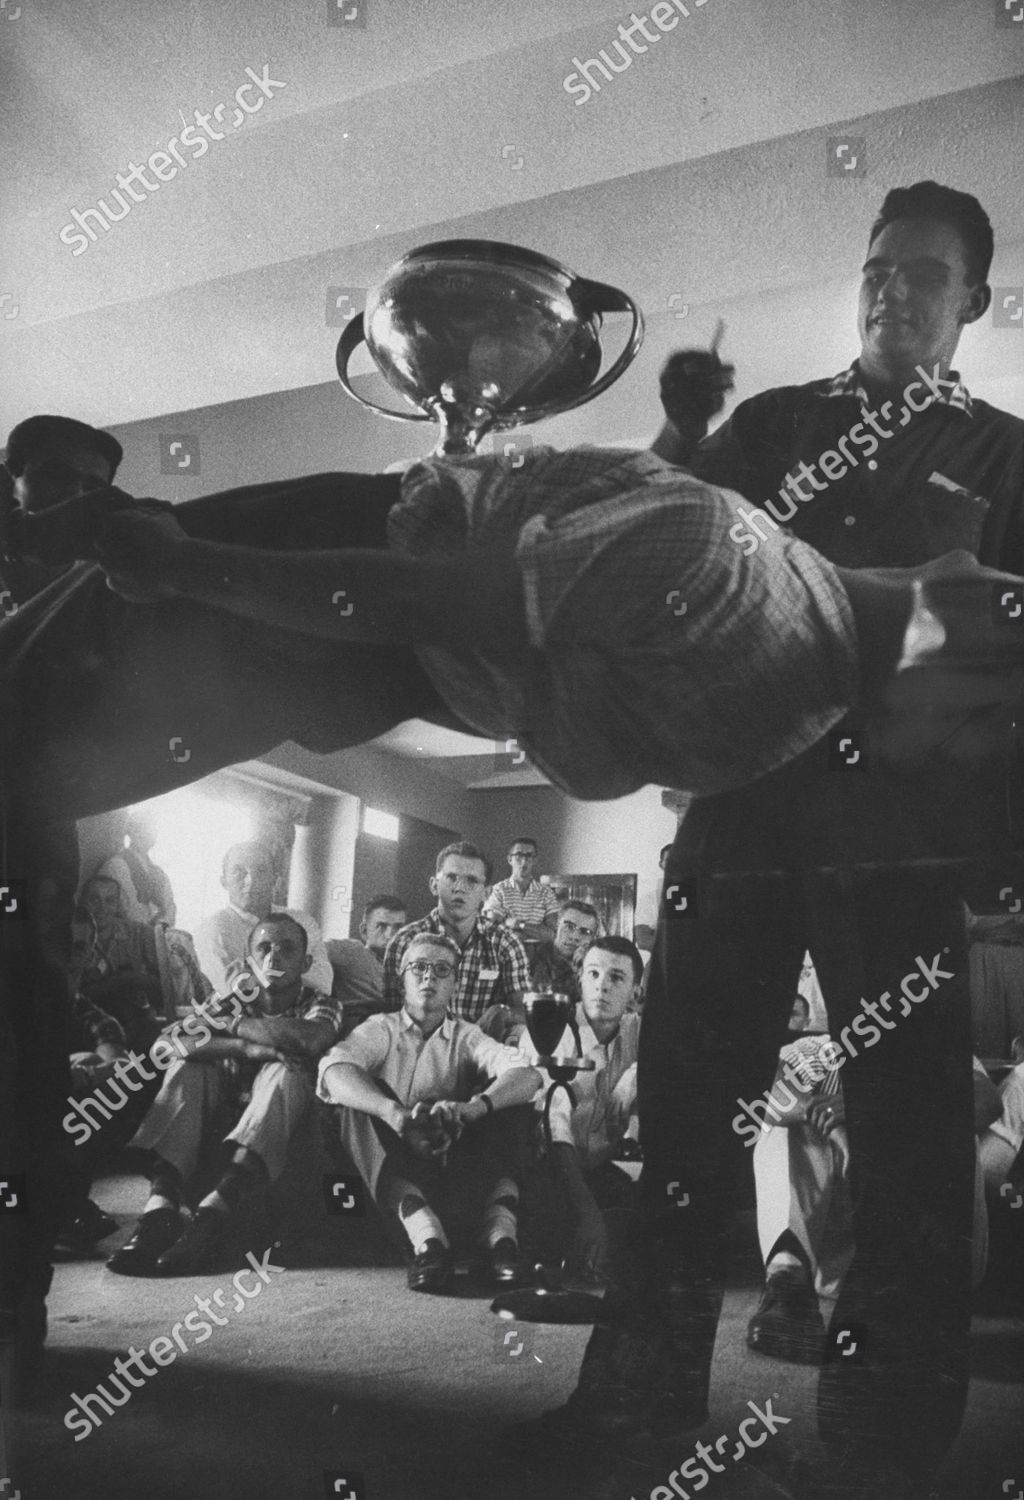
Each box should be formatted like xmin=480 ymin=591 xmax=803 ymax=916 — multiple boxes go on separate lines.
xmin=382 ymin=909 xmax=531 ymax=1023
xmin=483 ymin=878 xmax=560 ymax=927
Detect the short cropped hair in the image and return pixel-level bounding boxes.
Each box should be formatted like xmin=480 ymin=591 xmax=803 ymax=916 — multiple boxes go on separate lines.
xmin=362 ymin=893 xmax=406 ymax=923
xmin=507 ymin=837 xmax=538 ymax=854
xmin=221 ymin=841 xmax=275 ymax=879
xmin=247 ymin=912 xmax=308 ymax=955
xmin=559 ymin=898 xmax=599 ymax=924
xmin=4 ymin=415 xmax=123 ymax=480
xmin=868 ymin=181 xmax=994 ymax=287
xmin=402 ymin=932 xmax=462 ymax=968
xmin=435 ymin=840 xmax=492 ymax=884
xmin=580 ymin=935 xmax=644 ymax=986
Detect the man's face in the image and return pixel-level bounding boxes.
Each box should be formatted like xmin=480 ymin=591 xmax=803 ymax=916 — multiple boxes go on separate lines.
xmin=361 ymin=906 xmax=406 ymax=959
xmin=507 ymin=843 xmax=537 ymax=882
xmin=554 ymin=906 xmax=599 ymax=960
xmin=13 ymin=445 xmax=113 ymax=515
xmin=223 ymin=849 xmax=275 ymax=917
xmin=858 ymin=217 xmax=986 ymax=382
xmin=580 ymin=946 xmax=637 ymax=1030
xmin=82 ymin=879 xmax=121 ymax=934
xmin=788 ymin=997 xmax=810 ymax=1033
xmin=248 ymin=921 xmax=310 ymax=994
xmin=430 ymin=855 xmax=488 ymax=923
xmin=401 ymin=941 xmax=457 ymax=1032
xmin=68 ymin=919 xmax=97 ymax=983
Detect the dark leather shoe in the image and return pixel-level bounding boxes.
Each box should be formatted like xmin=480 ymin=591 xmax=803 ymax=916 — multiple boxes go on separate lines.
xmin=57 ymin=1200 xmax=119 ymax=1253
xmin=487 ymin=1236 xmax=522 ymax=1287
xmin=407 ymin=1238 xmax=454 ymax=1293
xmin=154 ymin=1208 xmax=231 ymax=1276
xmin=106 ymin=1208 xmax=184 ymax=1276
xmin=746 ymin=1264 xmax=825 ymax=1364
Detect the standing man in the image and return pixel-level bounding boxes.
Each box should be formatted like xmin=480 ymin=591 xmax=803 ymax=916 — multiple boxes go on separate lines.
xmin=535 ymin=183 xmax=1024 ymax=1496
xmin=482 ymin=837 xmax=560 ymax=941
xmin=194 ymin=840 xmax=333 ymax=999
xmin=319 ymin=931 xmax=541 ymax=1291
xmin=326 ymin=894 xmax=407 ymax=1034
xmin=382 ymin=843 xmax=530 ymax=1037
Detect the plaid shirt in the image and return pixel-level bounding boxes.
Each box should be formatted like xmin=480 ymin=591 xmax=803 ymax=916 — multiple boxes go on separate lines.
xmin=382 ymin=909 xmax=530 ymax=1023
xmin=205 ymin=981 xmax=344 ymax=1042
xmin=823 ymin=360 xmax=973 ymax=418
xmin=392 ymin=446 xmax=857 ymax=800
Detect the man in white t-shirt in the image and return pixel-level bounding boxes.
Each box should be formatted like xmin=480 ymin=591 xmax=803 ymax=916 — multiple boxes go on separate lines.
xmin=194 ymin=841 xmax=332 ymax=997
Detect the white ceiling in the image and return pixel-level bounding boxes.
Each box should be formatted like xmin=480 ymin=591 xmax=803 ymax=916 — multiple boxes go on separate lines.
xmin=2 ymin=0 xmax=1022 ymax=784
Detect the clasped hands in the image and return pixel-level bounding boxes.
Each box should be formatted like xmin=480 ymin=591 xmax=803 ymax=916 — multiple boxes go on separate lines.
xmin=389 ymin=1097 xmax=488 ymax=1157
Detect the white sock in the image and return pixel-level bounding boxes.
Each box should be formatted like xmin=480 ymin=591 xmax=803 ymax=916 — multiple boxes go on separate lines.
xmin=766 ymin=1249 xmax=804 ymax=1278
xmin=197 ymin=1190 xmax=231 ymax=1215
xmin=400 ymin=1205 xmax=448 ymax=1255
xmin=482 ymin=1177 xmax=519 ymax=1249
xmin=143 ymin=1192 xmax=178 ymax=1216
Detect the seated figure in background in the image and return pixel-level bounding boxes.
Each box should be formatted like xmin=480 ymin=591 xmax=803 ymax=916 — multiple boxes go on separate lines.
xmin=482 ymin=837 xmax=560 ymax=942
xmin=326 ymin=893 xmax=407 ymax=1036
xmin=318 ymin=932 xmax=541 ymax=1293
xmin=194 ymin=840 xmax=334 ymax=999
xmin=518 ymin=936 xmax=643 ymax=1281
xmin=107 ymin=914 xmax=342 ymax=1277
xmin=78 ymin=875 xmax=164 ymax=1053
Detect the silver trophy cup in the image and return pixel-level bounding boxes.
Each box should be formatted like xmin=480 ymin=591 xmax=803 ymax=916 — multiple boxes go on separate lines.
xmin=335 ymin=239 xmax=644 ymax=455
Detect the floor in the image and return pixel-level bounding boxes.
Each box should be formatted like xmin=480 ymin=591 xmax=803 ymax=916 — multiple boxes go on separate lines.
xmin=3 ymin=1171 xmax=1023 ymax=1500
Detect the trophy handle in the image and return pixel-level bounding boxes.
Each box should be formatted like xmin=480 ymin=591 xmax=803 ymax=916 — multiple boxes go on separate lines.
xmin=514 ymin=276 xmax=645 ymax=426
xmin=335 ymin=315 xmax=434 ymax=426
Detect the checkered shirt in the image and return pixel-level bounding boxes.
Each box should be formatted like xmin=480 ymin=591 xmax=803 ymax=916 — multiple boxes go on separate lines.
xmin=392 ymin=445 xmax=858 ymax=800
xmin=205 ymin=981 xmax=344 ymax=1041
xmin=824 ymin=360 xmax=973 ymax=418
xmin=381 ymin=909 xmax=531 ymax=1023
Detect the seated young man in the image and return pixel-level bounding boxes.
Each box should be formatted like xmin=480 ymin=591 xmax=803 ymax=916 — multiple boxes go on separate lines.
xmin=107 ymin=913 xmax=343 ymax=1276
xmin=518 ymin=935 xmax=643 ymax=1281
xmin=317 ymin=932 xmax=542 ymax=1293
xmin=78 ymin=875 xmax=165 ymax=1053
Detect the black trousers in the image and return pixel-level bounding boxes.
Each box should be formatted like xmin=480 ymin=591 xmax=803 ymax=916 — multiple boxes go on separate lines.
xmin=570 ymin=734 xmax=1019 ymax=1480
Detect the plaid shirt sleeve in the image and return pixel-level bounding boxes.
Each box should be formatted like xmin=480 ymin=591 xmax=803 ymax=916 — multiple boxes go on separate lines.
xmin=296 ymin=987 xmax=346 ymax=1044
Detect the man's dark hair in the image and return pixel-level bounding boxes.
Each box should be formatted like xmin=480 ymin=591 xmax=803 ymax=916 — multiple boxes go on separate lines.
xmin=362 ymin=893 xmax=406 ymax=922
xmin=559 ymin=898 xmax=599 ymax=923
xmin=248 ymin=911 xmax=308 ymax=955
xmin=435 ymin=840 xmax=492 ymax=884
xmin=4 ymin=415 xmax=123 ymax=480
xmin=507 ymin=837 xmax=538 ymax=854
xmin=580 ymin=934 xmax=644 ymax=986
xmin=868 ymin=181 xmax=994 ymax=287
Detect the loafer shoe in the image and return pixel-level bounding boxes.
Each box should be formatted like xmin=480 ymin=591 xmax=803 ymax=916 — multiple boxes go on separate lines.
xmin=106 ymin=1208 xmax=184 ymax=1277
xmin=746 ymin=1264 xmax=825 ymax=1364
xmin=154 ymin=1208 xmax=232 ymax=1276
xmin=407 ymin=1238 xmax=454 ymax=1293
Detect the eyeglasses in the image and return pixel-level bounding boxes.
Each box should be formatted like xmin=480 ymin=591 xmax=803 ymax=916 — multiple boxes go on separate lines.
xmin=439 ymin=873 xmax=484 ymax=889
xmin=559 ymin=918 xmax=597 ymax=937
xmin=403 ymin=960 xmax=456 ymax=980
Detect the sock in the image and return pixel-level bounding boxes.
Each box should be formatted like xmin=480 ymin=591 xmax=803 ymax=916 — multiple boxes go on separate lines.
xmin=766 ymin=1249 xmax=805 ymax=1278
xmin=390 ymin=1186 xmax=447 ymax=1254
xmin=481 ymin=1177 xmax=519 ymax=1250
xmin=145 ymin=1158 xmax=182 ymax=1214
xmin=199 ymin=1158 xmax=264 ymax=1216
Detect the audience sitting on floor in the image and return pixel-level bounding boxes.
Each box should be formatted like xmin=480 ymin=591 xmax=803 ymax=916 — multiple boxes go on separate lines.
xmin=78 ymin=875 xmax=165 ymax=1053
xmin=107 ymin=913 xmax=343 ymax=1277
xmin=382 ymin=841 xmax=530 ymax=1041
xmin=193 ymin=840 xmax=333 ymax=999
xmin=326 ymin=893 xmax=407 ymax=1036
xmin=481 ymin=836 xmax=561 ymax=942
xmin=518 ymin=935 xmax=642 ymax=1280
xmin=523 ymin=899 xmax=601 ymax=1011
xmin=318 ymin=931 xmax=541 ymax=1292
